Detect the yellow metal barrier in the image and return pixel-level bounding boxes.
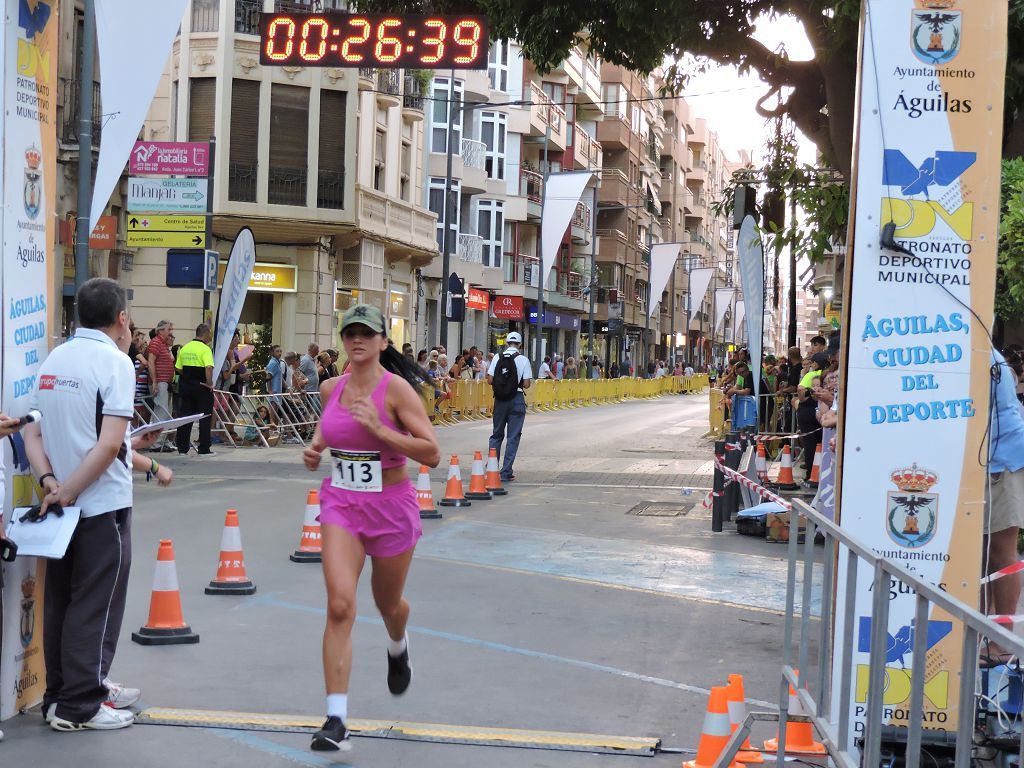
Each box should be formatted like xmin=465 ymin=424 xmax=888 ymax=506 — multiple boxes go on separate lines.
xmin=707 ymin=387 xmax=726 ymax=437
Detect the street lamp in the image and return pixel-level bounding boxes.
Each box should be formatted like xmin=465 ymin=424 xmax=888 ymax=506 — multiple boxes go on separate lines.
xmin=437 ymin=74 xmax=531 ymax=350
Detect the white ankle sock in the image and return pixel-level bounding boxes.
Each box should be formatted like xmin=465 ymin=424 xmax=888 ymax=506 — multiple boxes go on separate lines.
xmin=387 ymin=633 xmax=408 ymax=658
xmin=326 ymin=693 xmax=348 ymax=720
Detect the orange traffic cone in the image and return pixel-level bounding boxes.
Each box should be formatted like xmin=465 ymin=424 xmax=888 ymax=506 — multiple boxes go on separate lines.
xmin=417 ymin=465 xmax=442 ymax=520
xmin=290 ymin=490 xmax=322 ymax=563
xmin=132 ymin=540 xmax=199 ymax=645
xmin=438 ymin=455 xmax=471 ymax=507
xmin=684 ymin=686 xmax=741 ymax=768
xmin=485 ymin=448 xmax=507 ymax=496
xmin=763 ymin=672 xmax=826 ymax=755
xmin=206 ymin=509 xmax=256 ymax=595
xmin=726 ymin=674 xmax=764 ymax=764
xmin=807 ymin=444 xmax=823 ymax=485
xmin=465 ymin=450 xmax=493 ymax=500
xmin=773 ymin=445 xmax=798 ymax=490
xmin=755 ymin=444 xmax=768 ymax=482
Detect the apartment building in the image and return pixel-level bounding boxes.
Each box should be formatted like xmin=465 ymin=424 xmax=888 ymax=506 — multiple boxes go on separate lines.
xmin=421 ymin=40 xmax=601 ymax=359
xmin=58 ymin=0 xmax=438 ymax=354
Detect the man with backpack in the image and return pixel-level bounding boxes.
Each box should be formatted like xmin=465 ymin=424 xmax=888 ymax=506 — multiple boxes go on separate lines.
xmin=487 ymin=332 xmax=533 ymax=482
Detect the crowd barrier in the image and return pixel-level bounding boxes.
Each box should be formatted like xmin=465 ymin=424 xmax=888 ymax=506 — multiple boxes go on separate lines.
xmin=706 ymin=389 xmax=799 ymax=444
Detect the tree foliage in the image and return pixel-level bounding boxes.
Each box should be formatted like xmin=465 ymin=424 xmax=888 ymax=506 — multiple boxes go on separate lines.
xmin=997 ymin=158 xmax=1024 ymax=325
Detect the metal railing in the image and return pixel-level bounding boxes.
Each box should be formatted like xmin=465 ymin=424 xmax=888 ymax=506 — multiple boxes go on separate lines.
xmin=228 ymin=161 xmax=258 ymax=203
xmin=504 ymin=252 xmax=540 ymax=287
xmin=460 ymin=138 xmax=486 ymax=171
xmin=235 ymin=0 xmax=261 ymax=34
xmin=57 ymin=78 xmax=102 ymax=146
xmin=457 ymin=232 xmax=483 ymax=263
xmin=191 ymin=0 xmax=219 ymax=32
xmin=402 ymin=76 xmax=425 ymax=111
xmin=715 ymin=491 xmax=1024 ymax=768
xmin=211 ymin=389 xmax=324 ymax=448
xmin=268 ymin=165 xmax=307 ymax=206
xmin=317 ymin=168 xmax=344 ymax=209
xmin=572 ymin=201 xmax=591 ymax=231
xmin=376 ymin=69 xmax=400 ymax=96
xmin=520 ymin=168 xmax=543 ymax=202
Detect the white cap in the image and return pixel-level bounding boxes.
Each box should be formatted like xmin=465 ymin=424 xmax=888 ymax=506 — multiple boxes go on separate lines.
xmin=506 ymin=332 xmax=522 ymax=344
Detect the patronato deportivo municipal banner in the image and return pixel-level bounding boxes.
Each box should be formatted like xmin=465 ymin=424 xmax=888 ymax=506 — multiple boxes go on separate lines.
xmin=0 ymin=0 xmax=58 ymax=720
xmin=833 ymin=0 xmax=1007 ymax=744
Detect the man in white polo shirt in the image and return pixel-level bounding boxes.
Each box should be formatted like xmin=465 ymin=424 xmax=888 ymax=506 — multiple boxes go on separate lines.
xmin=486 ymin=332 xmax=533 ymax=482
xmin=23 ymin=278 xmax=168 ymax=732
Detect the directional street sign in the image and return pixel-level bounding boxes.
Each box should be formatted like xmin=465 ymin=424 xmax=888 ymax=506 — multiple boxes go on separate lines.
xmin=127 ymin=215 xmax=206 ymax=248
xmin=128 ymin=177 xmax=209 ymax=213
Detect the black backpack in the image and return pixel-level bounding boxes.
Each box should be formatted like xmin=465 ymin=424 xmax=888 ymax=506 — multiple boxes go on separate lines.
xmin=492 ymin=350 xmax=521 ymax=401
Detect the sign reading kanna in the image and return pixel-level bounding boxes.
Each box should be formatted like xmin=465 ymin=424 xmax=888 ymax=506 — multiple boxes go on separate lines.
xmin=833 ymin=0 xmax=1008 ymax=745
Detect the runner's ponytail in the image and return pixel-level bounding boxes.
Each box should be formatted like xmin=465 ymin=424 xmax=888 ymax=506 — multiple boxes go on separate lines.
xmin=380 ymin=344 xmax=428 ymax=390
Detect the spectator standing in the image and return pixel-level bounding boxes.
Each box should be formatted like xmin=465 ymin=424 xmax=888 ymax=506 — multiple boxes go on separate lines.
xmin=553 ymin=354 xmax=564 ymax=380
xmin=175 ymin=324 xmax=216 ymax=456
xmin=146 ymin=321 xmax=175 ymax=449
xmin=684 ymin=362 xmax=694 ymax=377
xmin=564 ymin=357 xmax=578 ymax=380
xmin=266 ymin=345 xmax=286 ymax=395
xmin=619 ymin=356 xmax=631 ymax=379
xmin=317 ymin=351 xmax=335 ymax=384
xmin=487 ymin=332 xmax=532 ymax=482
xmin=538 ymin=356 xmax=553 ymax=379
xmin=300 ymin=344 xmax=321 ymax=394
xmin=795 ymin=352 xmax=826 ymax=478
xmin=326 ymin=349 xmax=341 ymax=379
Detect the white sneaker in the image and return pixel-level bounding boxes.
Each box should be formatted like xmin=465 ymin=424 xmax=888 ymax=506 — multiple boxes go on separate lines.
xmin=0 ymin=727 xmax=4 ymax=741
xmin=104 ymin=678 xmax=141 ymax=709
xmin=50 ymin=704 xmax=134 ymax=732
xmin=44 ymin=703 xmax=56 ymax=723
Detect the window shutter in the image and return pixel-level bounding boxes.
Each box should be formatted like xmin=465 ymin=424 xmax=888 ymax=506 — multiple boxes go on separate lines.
xmin=188 ymin=78 xmax=216 ymax=142
xmin=230 ymin=80 xmax=259 ymax=163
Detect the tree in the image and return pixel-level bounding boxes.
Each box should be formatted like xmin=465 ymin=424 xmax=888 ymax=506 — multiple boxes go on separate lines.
xmin=996 ymin=158 xmax=1024 ymax=327
xmin=358 ymin=0 xmax=1024 ymax=170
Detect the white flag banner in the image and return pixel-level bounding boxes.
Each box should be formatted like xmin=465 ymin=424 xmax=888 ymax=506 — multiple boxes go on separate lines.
xmin=714 ymin=288 xmax=734 ymax=333
xmin=737 ymin=215 xmax=765 ymax=399
xmin=540 ymin=171 xmax=593 ymax=283
xmin=687 ymin=267 xmax=714 ymax=330
xmin=647 ymin=242 xmax=682 ymax=318
xmin=734 ymin=299 xmax=746 ymax=338
xmin=212 ymin=228 xmax=257 ymax=375
xmin=89 ymin=0 xmax=188 ymax=230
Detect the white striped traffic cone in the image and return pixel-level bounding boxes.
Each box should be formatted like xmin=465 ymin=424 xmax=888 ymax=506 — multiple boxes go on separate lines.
xmin=290 ymin=490 xmax=322 ymax=563
xmin=485 ymin=448 xmax=507 ymax=496
xmin=132 ymin=540 xmax=199 ymax=645
xmin=417 ymin=465 xmax=442 ymax=520
xmin=206 ymin=509 xmax=256 ymax=595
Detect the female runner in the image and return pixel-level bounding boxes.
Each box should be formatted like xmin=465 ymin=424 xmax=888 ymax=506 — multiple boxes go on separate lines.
xmin=303 ymin=304 xmax=440 ymax=752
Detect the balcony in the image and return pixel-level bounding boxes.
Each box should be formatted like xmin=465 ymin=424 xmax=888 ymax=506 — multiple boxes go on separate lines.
xmin=317 ymin=169 xmax=344 ymax=210
xmin=596 ymin=229 xmax=630 ymax=266
xmin=235 ymin=0 xmax=260 ymax=34
xmin=525 ymin=82 xmax=567 ymax=148
xmin=597 ymin=168 xmax=634 ymax=207
xmin=268 ymin=166 xmax=308 ymax=206
xmin=504 ymin=252 xmax=540 ymax=288
xmin=356 ymin=185 xmax=438 ymax=258
xmin=460 ymin=138 xmax=487 ymax=194
xmin=573 ymin=125 xmax=603 ymax=172
xmin=57 ymin=78 xmax=102 ymax=146
xmin=228 ymin=161 xmax=258 ymax=203
xmin=571 ymin=202 xmax=591 ymax=244
xmin=646 ymin=135 xmax=659 ymax=164
xmin=564 ymin=271 xmax=583 ymax=299
xmin=191 ymin=0 xmax=218 ymax=32
xmin=402 ymin=76 xmax=425 ymax=118
xmin=520 ymin=168 xmax=543 ymax=220
xmin=358 ymin=67 xmax=375 ymax=91
xmin=376 ymin=70 xmax=401 ymax=106
xmin=457 ymin=233 xmax=484 ymax=264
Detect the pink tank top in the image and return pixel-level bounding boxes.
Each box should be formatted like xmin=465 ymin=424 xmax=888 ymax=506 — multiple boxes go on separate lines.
xmin=320 ymin=372 xmax=407 ymax=468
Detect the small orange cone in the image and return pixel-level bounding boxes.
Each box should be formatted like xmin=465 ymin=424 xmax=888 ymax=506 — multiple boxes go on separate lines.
xmin=763 ymin=672 xmax=826 ymax=755
xmin=726 ymin=674 xmax=764 ymax=763
xmin=417 ymin=465 xmax=442 ymax=520
xmin=485 ymin=448 xmax=507 ymax=496
xmin=132 ymin=540 xmax=199 ymax=645
xmin=438 ymin=455 xmax=471 ymax=507
xmin=755 ymin=444 xmax=768 ymax=482
xmin=290 ymin=490 xmax=322 ymax=563
xmin=807 ymin=444 xmax=823 ymax=485
xmin=465 ymin=450 xmax=493 ymax=500
xmin=206 ymin=509 xmax=256 ymax=595
xmin=773 ymin=445 xmax=798 ymax=489
xmin=684 ymin=686 xmax=741 ymax=768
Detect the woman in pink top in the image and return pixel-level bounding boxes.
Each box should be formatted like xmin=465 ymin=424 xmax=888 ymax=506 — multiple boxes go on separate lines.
xmin=302 ymin=304 xmax=440 ymax=753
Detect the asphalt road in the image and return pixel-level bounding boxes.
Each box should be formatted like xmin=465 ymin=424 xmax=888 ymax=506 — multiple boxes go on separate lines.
xmin=1 ymin=391 xmax=803 ymax=767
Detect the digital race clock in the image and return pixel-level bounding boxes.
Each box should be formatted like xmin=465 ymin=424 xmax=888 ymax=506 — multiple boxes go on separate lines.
xmin=259 ymin=12 xmax=488 ymax=70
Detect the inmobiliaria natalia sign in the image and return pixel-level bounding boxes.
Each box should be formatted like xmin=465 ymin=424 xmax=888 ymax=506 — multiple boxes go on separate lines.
xmin=834 ymin=0 xmax=1007 ymax=745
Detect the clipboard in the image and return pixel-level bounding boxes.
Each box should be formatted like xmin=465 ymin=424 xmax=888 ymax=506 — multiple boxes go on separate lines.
xmin=130 ymin=413 xmax=208 ymax=440
xmin=4 ymin=506 xmax=82 ymax=559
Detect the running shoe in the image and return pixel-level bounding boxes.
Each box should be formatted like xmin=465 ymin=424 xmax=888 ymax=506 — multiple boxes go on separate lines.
xmin=43 ymin=703 xmax=56 ymax=723
xmin=387 ymin=648 xmax=412 ymax=695
xmin=104 ymin=678 xmax=141 ymax=709
xmin=50 ymin=704 xmax=134 ymax=732
xmin=311 ymin=716 xmax=351 ymax=751
xmin=196 ymin=450 xmax=218 ymax=457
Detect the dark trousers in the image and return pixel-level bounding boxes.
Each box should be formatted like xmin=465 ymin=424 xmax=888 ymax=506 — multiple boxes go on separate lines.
xmin=796 ymin=405 xmax=820 ymax=473
xmin=489 ymin=392 xmax=527 ymax=478
xmin=176 ymin=383 xmax=213 ymax=454
xmin=43 ymin=508 xmax=132 ymax=723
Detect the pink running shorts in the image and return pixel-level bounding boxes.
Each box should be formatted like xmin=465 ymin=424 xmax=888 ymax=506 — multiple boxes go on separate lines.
xmin=318 ymin=477 xmax=422 ymax=557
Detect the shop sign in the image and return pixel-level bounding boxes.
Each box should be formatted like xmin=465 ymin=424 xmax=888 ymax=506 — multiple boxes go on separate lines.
xmin=527 ymin=308 xmax=581 ymax=330
xmin=466 ymin=287 xmax=489 ymax=311
xmin=218 ymin=261 xmax=297 ymax=292
xmin=491 ymin=295 xmax=524 ymax=320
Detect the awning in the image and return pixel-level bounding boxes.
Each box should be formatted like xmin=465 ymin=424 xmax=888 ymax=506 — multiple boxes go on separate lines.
xmin=645 ymin=180 xmax=662 ymax=215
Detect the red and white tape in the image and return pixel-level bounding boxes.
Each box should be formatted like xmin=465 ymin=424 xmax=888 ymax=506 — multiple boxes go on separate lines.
xmin=987 ymin=614 xmax=1024 ymax=625
xmin=714 ymin=456 xmax=793 ymax=510
xmin=753 ymin=429 xmax=822 ymax=443
xmin=981 ymin=561 xmax=1024 ymax=585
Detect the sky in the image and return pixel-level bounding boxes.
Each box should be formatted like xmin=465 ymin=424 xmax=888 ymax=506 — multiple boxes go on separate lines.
xmin=679 ymin=14 xmax=819 ymax=167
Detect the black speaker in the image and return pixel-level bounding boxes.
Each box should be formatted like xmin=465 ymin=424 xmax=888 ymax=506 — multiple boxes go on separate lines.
xmin=761 ymin=190 xmax=786 ymax=232
xmin=733 ymin=185 xmax=757 ymax=229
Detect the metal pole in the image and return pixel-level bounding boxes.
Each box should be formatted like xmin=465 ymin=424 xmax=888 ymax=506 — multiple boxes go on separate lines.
xmin=73 ymin=0 xmax=96 ymax=321
xmin=788 ymin=194 xmax=797 ymax=349
xmin=643 ymin=224 xmax=652 ymax=376
xmin=439 ymin=69 xmax=457 ymax=350
xmin=535 ymin=122 xmax=550 ymax=372
xmin=669 ymin=264 xmax=676 ymax=367
xmin=204 ymin=136 xmax=216 ymax=324
xmin=588 ymin=187 xmax=597 ymax=379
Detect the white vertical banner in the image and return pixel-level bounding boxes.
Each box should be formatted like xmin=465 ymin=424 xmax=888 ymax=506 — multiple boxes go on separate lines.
xmin=647 ymin=242 xmax=682 ymax=318
xmin=833 ymin=0 xmax=1007 ymax=747
xmin=1 ymin=0 xmax=58 ymax=719
xmin=89 ymin=0 xmax=188 ymax=229
xmin=736 ymin=216 xmax=764 ymax=399
xmin=733 ymin=300 xmax=745 ymax=339
xmin=713 ymin=288 xmax=734 ymax=333
xmin=540 ymin=171 xmax=593 ymax=283
xmin=212 ymin=228 xmax=257 ymax=374
xmin=687 ymin=267 xmax=714 ymax=326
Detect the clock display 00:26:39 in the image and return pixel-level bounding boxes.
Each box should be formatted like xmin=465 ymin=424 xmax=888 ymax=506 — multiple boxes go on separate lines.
xmin=259 ymin=13 xmax=489 ymax=69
